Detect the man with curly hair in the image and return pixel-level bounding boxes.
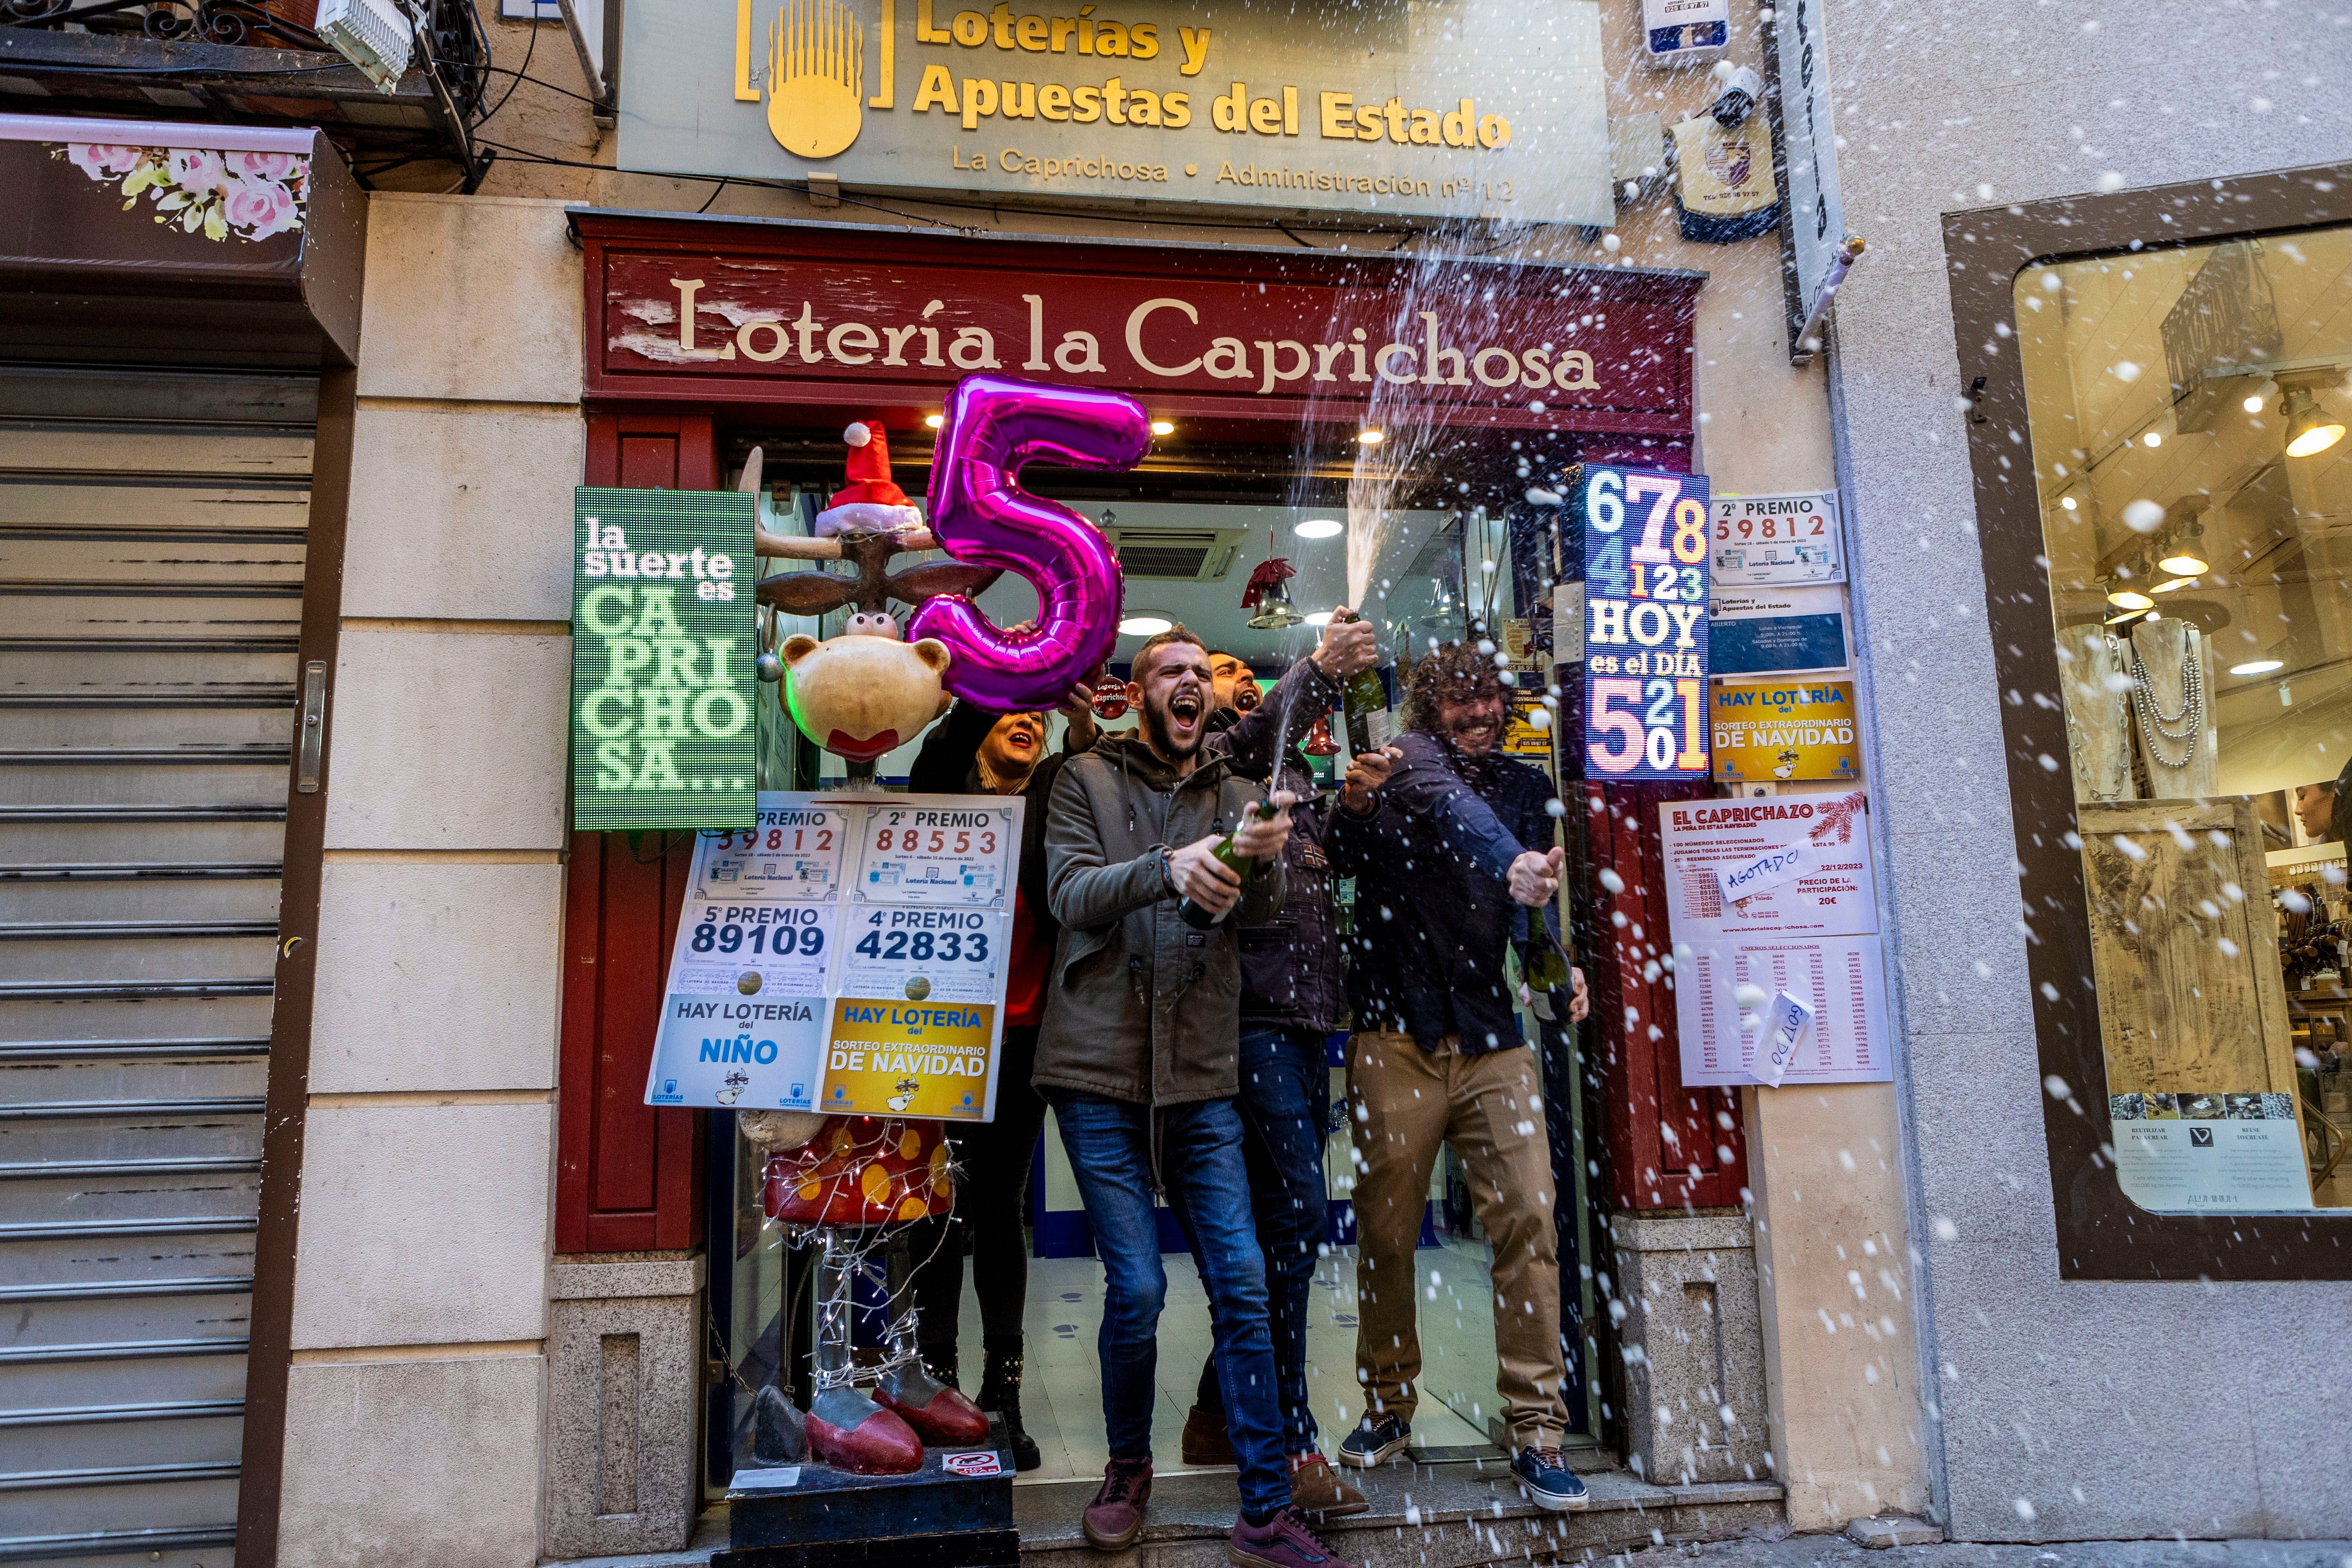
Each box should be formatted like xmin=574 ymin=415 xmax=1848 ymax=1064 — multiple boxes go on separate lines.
xmin=1334 ymin=639 xmax=1592 ymax=1513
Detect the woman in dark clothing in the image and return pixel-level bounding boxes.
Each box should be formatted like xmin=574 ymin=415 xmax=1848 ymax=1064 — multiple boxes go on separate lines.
xmin=904 ymin=683 xmax=1096 ymax=1471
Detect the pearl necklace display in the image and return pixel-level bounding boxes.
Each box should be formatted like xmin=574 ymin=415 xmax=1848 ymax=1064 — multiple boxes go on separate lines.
xmin=2116 ymin=630 xmax=2204 ymax=770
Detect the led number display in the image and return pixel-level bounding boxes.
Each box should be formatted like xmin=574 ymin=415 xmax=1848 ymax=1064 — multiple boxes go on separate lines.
xmin=1579 ymin=464 xmax=1713 ymax=780
xmin=571 ymin=487 xmax=759 ymax=830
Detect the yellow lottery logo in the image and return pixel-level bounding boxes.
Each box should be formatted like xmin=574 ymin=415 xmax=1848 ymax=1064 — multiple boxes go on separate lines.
xmin=760 ymin=0 xmax=865 ymax=158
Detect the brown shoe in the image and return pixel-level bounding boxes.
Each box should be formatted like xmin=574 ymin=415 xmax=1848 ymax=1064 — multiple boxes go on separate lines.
xmin=1287 ymin=1452 xmax=1369 ymax=1520
xmin=1182 ymin=1404 xmax=1238 ymax=1467
xmin=1083 ymin=1456 xmax=1154 ymax=1550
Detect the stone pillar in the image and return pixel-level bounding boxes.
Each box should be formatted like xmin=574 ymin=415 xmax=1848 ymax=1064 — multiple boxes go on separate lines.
xmin=543 ymin=1253 xmax=707 ymax=1558
xmin=1609 ymin=1211 xmax=1771 ymax=1488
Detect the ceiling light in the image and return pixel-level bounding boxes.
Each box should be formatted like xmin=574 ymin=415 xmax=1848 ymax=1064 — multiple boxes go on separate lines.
xmin=2244 ymin=393 xmax=2267 ymax=414
xmin=2142 ymin=431 xmax=2162 ymax=448
xmin=2059 ymin=495 xmax=2078 ymax=511
xmin=2105 ymin=588 xmax=2155 ymax=611
xmin=1295 ymin=518 xmax=1343 ymax=540
xmin=2282 ymin=385 xmax=2346 ymax=458
xmin=1303 ymin=610 xmax=1335 ymax=628
xmin=1151 ymin=420 xmax=1175 ymax=435
xmin=1117 ymin=613 xmax=1173 ymax=637
xmin=924 ymin=413 xmax=945 ymax=429
xmin=2156 ymin=550 xmax=2208 ymax=576
xmin=2151 ymin=577 xmax=2196 ymax=594
xmin=1357 ymin=428 xmax=1384 ymax=445
xmin=2231 ymin=659 xmax=2285 ymax=676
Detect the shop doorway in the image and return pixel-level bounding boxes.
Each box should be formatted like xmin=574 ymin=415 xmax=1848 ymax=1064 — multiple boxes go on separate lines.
xmin=704 ymin=419 xmax=1611 ymax=1488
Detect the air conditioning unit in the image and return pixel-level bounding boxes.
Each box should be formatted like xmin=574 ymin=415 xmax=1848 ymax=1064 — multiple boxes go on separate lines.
xmin=1104 ymin=525 xmax=1246 ymax=581
xmin=318 ymin=0 xmax=418 ymax=92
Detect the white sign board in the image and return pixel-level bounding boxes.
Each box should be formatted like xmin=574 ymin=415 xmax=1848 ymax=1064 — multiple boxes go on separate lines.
xmin=2108 ymin=1093 xmax=2314 ymax=1213
xmin=1772 ymin=0 xmax=1845 ymax=338
xmin=1661 ymin=791 xmax=1892 ymax=1086
xmin=1709 ymin=491 xmax=1843 ymax=586
xmin=644 ymin=790 xmax=1021 ymax=1120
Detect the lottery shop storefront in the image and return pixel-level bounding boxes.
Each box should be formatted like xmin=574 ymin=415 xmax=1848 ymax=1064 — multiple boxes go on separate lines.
xmin=553 ymin=208 xmax=1745 ymax=1494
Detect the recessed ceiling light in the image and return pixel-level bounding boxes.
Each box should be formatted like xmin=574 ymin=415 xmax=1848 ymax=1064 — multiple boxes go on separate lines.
xmin=1303 ymin=611 xmax=1334 ymax=627
xmin=1151 ymin=420 xmax=1175 ymax=435
xmin=2244 ymin=393 xmax=2267 ymax=414
xmin=2230 ymin=659 xmax=2285 ymax=676
xmin=925 ymin=413 xmax=945 ymax=429
xmin=1295 ymin=518 xmax=1343 ymax=540
xmin=2059 ymin=496 xmax=2078 ymax=511
xmin=2142 ymin=431 xmax=2162 ymax=447
xmin=1357 ymin=429 xmax=1384 ymax=445
xmin=1118 ymin=613 xmax=1173 ymax=637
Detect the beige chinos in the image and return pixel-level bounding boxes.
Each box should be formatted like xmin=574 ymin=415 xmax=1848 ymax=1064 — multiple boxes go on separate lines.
xmin=1347 ymin=1029 xmax=1567 ymax=1450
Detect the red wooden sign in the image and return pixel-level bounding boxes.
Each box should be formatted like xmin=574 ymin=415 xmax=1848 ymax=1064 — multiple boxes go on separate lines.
xmin=573 ymin=212 xmax=1699 ymax=437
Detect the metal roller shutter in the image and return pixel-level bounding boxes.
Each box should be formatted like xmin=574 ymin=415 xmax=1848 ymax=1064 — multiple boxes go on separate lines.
xmin=0 ymin=366 xmax=316 ymax=1568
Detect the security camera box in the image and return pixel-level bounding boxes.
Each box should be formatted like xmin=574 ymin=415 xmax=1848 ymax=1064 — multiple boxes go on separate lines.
xmin=1643 ymin=0 xmax=1729 ymax=66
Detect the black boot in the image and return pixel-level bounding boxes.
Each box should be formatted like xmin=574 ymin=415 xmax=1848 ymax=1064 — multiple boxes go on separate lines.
xmin=919 ymin=1340 xmax=960 ymax=1392
xmin=975 ymin=1336 xmax=1042 ymax=1472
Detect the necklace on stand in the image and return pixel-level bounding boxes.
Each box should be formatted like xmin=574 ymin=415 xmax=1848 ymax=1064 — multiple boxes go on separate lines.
xmin=2116 ymin=631 xmax=2204 ymax=771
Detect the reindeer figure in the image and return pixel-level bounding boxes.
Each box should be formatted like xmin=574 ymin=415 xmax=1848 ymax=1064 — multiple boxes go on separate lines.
xmin=742 ymin=446 xmax=1000 ymax=771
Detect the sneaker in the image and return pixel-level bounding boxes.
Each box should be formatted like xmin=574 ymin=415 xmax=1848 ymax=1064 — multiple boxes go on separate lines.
xmin=1182 ymin=1404 xmax=1238 ymax=1467
xmin=1287 ymin=1452 xmax=1368 ymax=1520
xmin=1082 ymin=1456 xmax=1154 ymax=1550
xmin=1335 ymin=1412 xmax=1409 ymax=1469
xmin=1229 ymin=1504 xmax=1361 ymax=1568
xmin=1510 ymin=1446 xmax=1589 ymax=1512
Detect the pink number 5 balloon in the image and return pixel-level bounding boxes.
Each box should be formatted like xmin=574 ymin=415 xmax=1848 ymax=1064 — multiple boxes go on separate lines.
xmin=906 ymin=374 xmax=1149 ymax=712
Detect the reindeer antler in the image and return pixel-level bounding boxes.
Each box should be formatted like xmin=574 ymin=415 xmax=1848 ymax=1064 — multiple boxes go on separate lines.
xmin=756 ymin=527 xmax=998 ymax=618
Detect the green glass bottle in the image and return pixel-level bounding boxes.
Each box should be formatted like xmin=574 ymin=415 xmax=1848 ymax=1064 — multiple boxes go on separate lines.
xmin=1331 ymin=609 xmax=1393 ymax=756
xmin=1179 ymin=800 xmax=1279 ymax=929
xmin=1523 ymin=926 xmax=1573 ymax=993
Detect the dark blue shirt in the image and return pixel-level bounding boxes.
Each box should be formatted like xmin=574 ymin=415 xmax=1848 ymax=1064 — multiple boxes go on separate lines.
xmin=1337 ymin=730 xmax=1560 ymax=1055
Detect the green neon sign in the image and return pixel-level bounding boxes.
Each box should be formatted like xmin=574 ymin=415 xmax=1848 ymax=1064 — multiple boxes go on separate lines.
xmin=570 ymin=487 xmax=758 ymax=831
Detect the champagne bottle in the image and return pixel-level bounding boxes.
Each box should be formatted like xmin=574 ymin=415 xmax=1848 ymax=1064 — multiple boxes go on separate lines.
xmin=1331 ymin=609 xmax=1393 ymax=756
xmin=1523 ymin=925 xmax=1573 ymax=993
xmin=1178 ymin=800 xmax=1280 ymax=929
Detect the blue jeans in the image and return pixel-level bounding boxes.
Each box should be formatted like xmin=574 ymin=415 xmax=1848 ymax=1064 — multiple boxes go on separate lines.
xmin=1049 ymin=1091 xmax=1288 ymax=1519
xmin=1195 ymin=1025 xmax=1329 ymax=1455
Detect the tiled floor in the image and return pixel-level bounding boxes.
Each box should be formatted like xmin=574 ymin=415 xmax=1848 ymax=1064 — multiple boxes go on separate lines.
xmin=946 ymin=1238 xmax=1509 ymax=1484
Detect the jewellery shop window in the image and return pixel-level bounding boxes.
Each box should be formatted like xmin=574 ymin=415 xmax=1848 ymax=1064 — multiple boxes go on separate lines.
xmin=2017 ymin=223 xmax=2352 ymax=1217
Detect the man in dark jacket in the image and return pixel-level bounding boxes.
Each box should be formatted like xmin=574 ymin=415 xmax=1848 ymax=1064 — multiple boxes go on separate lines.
xmin=903 ymin=685 xmax=1096 ymax=1471
xmin=1333 ymin=640 xmax=1593 ymax=1515
xmin=1039 ymin=627 xmax=1354 ymax=1568
xmin=1177 ymin=620 xmax=1390 ymax=1520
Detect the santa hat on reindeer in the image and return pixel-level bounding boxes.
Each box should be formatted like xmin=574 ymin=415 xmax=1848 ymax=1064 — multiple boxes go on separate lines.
xmin=812 ymin=416 xmax=928 ymax=540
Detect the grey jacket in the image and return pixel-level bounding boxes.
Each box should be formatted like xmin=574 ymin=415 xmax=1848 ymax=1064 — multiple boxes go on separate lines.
xmin=1033 ymin=734 xmax=1287 ymax=1107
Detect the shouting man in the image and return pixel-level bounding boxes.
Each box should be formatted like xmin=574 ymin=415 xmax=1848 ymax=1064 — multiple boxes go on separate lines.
xmin=1038 ymin=626 xmax=1356 ymax=1568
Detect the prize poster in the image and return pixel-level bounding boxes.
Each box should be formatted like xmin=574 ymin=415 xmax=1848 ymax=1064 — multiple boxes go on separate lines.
xmin=1708 ymin=492 xmax=1844 ymax=587
xmin=643 ymin=791 xmax=1022 ymax=1121
xmin=1577 ymin=463 xmax=1712 ymax=780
